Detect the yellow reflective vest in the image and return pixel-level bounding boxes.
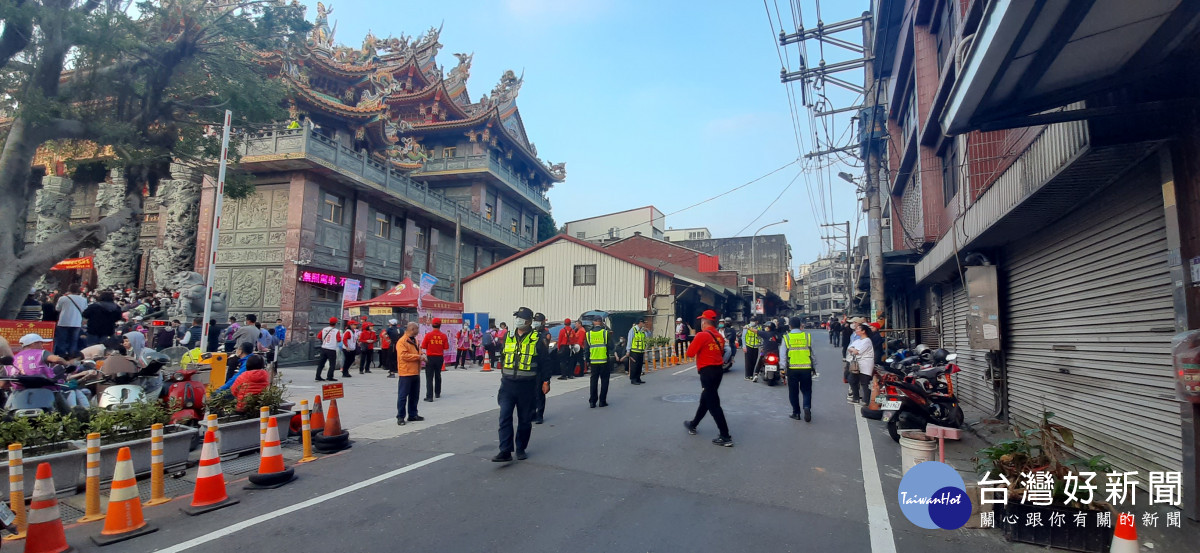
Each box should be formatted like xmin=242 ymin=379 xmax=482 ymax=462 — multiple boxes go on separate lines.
xmin=784 ymin=331 xmax=812 ymax=369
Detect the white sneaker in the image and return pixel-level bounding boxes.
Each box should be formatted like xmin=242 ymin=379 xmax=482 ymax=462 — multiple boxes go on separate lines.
xmin=847 ymin=397 xmax=857 ymax=404
xmin=751 ymin=375 xmax=759 ymax=382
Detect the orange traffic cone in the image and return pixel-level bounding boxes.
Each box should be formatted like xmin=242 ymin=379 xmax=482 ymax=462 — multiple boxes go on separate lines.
xmin=92 ymin=447 xmax=157 ymax=545
xmin=24 ymin=463 xmax=71 ymax=553
xmin=181 ymin=429 xmax=239 ymax=516
xmin=481 ymin=360 xmax=492 ymax=372
xmin=310 ymin=395 xmax=326 ymax=434
xmin=1110 ymin=512 xmax=1138 ymax=553
xmin=246 ymin=417 xmax=296 ymax=490
xmin=313 ymin=399 xmax=350 ymax=453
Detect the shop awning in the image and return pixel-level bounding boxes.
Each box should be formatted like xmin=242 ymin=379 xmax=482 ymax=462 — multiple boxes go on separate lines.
xmin=942 ymin=0 xmax=1200 ymax=134
xmin=344 ymin=277 xmax=463 ymax=312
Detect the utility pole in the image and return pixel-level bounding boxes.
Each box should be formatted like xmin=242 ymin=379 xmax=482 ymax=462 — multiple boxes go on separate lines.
xmin=863 ymin=11 xmax=886 ymax=322
xmin=821 ymin=221 xmax=852 ymax=316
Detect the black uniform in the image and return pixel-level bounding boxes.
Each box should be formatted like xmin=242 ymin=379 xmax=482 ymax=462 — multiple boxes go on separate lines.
xmin=534 ymin=327 xmax=553 ymax=423
xmin=586 ymin=325 xmax=615 ymax=407
xmin=496 ymin=326 xmax=551 ymax=459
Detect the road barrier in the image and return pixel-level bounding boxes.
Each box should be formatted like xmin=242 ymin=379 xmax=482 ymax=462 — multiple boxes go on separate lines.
xmin=145 ymin=424 xmax=170 ymax=506
xmin=299 ymin=399 xmax=318 ymax=463
xmin=80 ymin=433 xmax=104 ymax=521
xmin=5 ymin=443 xmax=26 ymax=541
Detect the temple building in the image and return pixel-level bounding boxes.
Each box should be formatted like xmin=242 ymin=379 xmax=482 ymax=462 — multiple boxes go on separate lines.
xmin=22 ymin=11 xmax=564 ymax=338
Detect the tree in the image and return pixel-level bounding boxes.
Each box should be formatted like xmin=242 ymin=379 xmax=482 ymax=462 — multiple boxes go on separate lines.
xmin=0 ymin=0 xmax=309 ymax=316
xmin=536 ymin=211 xmax=559 ymax=242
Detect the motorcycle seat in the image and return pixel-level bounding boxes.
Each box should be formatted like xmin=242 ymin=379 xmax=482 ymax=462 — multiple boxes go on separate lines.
xmin=916 ymin=367 xmax=944 ymax=381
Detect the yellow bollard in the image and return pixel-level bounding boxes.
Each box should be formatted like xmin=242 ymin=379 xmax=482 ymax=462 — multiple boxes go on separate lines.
xmin=78 ymin=433 xmax=105 ymax=520
xmin=259 ymin=406 xmax=270 ymax=450
xmin=4 ymin=443 xmax=26 ymax=541
xmin=298 ymin=400 xmax=317 ymax=463
xmin=145 ymin=423 xmax=170 ymax=506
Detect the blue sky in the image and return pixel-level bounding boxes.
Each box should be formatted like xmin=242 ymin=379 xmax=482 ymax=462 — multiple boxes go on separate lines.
xmin=296 ymin=0 xmax=867 ymax=268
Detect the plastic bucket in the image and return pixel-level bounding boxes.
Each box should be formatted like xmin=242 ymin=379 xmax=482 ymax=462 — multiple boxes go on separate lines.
xmin=898 ymin=431 xmax=937 ymax=473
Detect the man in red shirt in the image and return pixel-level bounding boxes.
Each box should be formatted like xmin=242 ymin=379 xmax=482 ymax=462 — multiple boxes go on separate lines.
xmin=556 ymin=318 xmax=575 ymax=380
xmin=683 ymin=310 xmax=733 ymax=447
xmin=569 ymin=319 xmax=588 ymax=376
xmin=358 ymin=322 xmax=377 ymax=374
xmin=421 ymin=318 xmax=449 ymax=401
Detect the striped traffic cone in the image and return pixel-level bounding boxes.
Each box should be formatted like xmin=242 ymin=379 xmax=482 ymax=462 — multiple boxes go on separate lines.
xmin=313 ymin=399 xmax=350 ymax=453
xmin=181 ymin=429 xmax=239 ymax=516
xmin=310 ymin=395 xmax=326 ymax=434
xmin=92 ymin=447 xmax=157 ymax=546
xmin=245 ymin=417 xmax=296 ymax=489
xmin=1110 ymin=512 xmax=1138 ymax=553
xmin=24 ymin=463 xmax=71 ymax=553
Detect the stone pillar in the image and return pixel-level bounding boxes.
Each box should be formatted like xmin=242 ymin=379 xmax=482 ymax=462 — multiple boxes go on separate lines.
xmin=94 ymin=169 xmax=141 ymax=289
xmin=151 ymin=162 xmax=203 ymax=288
xmin=34 ymin=175 xmax=74 ymax=244
xmin=281 ymin=172 xmax=320 ymax=340
xmin=350 ymin=196 xmax=368 ymax=276
xmin=403 ymin=218 xmax=419 ymax=281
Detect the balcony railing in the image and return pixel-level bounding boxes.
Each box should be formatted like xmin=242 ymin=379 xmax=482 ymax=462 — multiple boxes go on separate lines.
xmin=418 ymin=153 xmax=552 ymax=212
xmin=237 ymin=126 xmax=535 ymax=251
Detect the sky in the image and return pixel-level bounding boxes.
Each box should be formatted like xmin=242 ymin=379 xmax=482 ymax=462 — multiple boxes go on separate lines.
xmin=295 ymin=0 xmax=869 ymax=269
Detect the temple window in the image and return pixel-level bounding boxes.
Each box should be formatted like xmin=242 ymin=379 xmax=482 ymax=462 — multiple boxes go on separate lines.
xmin=322 ymin=192 xmax=344 ymax=225
xmin=442 ymin=146 xmax=457 ymax=159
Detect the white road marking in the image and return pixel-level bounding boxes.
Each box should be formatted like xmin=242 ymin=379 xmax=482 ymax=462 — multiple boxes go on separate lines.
xmin=153 ymin=453 xmax=454 ymax=553
xmin=672 ymin=365 xmax=696 ymax=375
xmin=856 ymin=407 xmax=898 ymax=553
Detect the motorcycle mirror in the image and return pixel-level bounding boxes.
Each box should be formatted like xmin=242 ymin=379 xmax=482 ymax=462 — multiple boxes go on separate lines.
xmin=945 ymin=353 xmax=958 ymax=362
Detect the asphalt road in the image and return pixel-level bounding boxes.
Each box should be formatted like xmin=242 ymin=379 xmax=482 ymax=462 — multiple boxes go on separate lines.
xmin=54 ymin=337 xmax=1030 ymax=553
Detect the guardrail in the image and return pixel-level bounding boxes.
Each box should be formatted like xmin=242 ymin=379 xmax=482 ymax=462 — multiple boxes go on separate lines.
xmin=418 ymin=153 xmax=552 ymax=212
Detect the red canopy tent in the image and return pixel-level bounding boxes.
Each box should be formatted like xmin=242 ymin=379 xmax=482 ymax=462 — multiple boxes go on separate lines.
xmin=343 ymin=278 xmax=463 ymax=312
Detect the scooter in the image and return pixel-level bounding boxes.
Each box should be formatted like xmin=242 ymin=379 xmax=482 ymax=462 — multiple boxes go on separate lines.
xmin=0 ymin=375 xmax=69 ymax=417
xmin=163 ymin=366 xmax=206 ymax=425
xmin=93 ymin=353 xmax=167 ymax=410
xmin=760 ymin=352 xmax=782 ymax=386
xmin=879 ymin=356 xmax=964 ymax=442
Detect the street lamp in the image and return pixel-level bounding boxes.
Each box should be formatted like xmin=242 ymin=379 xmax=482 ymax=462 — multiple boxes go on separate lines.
xmin=751 ymin=219 xmax=788 ymax=317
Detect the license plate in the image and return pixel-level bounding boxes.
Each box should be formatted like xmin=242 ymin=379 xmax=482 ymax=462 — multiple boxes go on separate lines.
xmin=0 ymin=501 xmax=14 ymax=526
xmin=765 ymin=366 xmax=777 ymax=373
xmin=881 ymin=400 xmax=901 ymax=410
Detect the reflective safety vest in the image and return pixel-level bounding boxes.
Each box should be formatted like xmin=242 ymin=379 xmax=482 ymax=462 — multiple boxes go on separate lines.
xmin=502 ymin=331 xmax=539 ymax=379
xmin=630 ymin=328 xmax=646 ymax=353
xmin=745 ymin=328 xmax=761 ymax=348
xmin=587 ymin=329 xmax=610 ymax=363
xmin=784 ymin=331 xmax=812 ymax=369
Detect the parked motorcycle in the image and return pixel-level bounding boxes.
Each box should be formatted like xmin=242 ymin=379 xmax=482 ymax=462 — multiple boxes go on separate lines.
xmin=93 ymin=353 xmax=167 ymax=410
xmin=879 ymin=353 xmax=964 ymax=442
xmin=163 ymin=366 xmax=206 ymax=425
xmin=0 ymin=375 xmax=70 ymax=417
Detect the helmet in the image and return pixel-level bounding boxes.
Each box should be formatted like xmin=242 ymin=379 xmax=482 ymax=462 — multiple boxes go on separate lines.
xmin=931 ymin=348 xmax=949 ymax=364
xmin=886 ymin=338 xmax=905 ymax=351
xmin=512 ymin=307 xmax=533 ymax=320
xmin=913 ymin=344 xmax=930 ymax=357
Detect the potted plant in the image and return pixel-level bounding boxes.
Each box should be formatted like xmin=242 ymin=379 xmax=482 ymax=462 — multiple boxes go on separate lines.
xmin=0 ymin=413 xmax=87 ymax=494
xmin=203 ymin=382 xmax=295 ymax=455
xmin=88 ymin=401 xmax=196 ymax=482
xmin=975 ymin=411 xmax=1115 ymax=553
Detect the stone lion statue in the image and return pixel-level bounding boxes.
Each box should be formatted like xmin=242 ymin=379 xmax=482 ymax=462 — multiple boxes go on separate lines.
xmin=168 ymin=271 xmax=227 ymax=321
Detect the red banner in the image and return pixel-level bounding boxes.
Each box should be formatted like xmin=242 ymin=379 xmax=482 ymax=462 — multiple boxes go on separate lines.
xmin=51 ymin=256 xmax=94 ymax=271
xmin=0 ymin=320 xmax=56 ymax=352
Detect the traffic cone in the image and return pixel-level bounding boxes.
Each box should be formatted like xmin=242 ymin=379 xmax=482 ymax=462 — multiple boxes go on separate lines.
xmin=246 ymin=417 xmax=296 ymax=489
xmin=313 ymin=399 xmax=350 ymax=453
xmin=310 ymin=395 xmax=326 ymax=434
xmin=1110 ymin=512 xmax=1138 ymax=553
xmin=481 ymin=360 xmax=492 ymax=372
xmin=181 ymin=429 xmax=239 ymax=516
xmin=92 ymin=447 xmax=157 ymax=545
xmin=24 ymin=463 xmax=70 ymax=553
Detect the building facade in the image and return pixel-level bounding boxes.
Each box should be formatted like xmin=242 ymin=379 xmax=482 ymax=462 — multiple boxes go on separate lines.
xmin=871 ymin=0 xmax=1200 ymax=504
xmin=563 ymin=206 xmax=664 ymax=245
xmin=663 ymin=227 xmax=711 ymax=242
xmin=675 ymin=234 xmax=793 ymax=313
xmin=805 ymin=252 xmax=849 ymax=319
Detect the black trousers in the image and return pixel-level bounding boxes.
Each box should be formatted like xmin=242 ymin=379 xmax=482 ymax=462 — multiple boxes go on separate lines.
xmin=342 ymin=349 xmax=356 ymax=375
xmin=691 ymin=365 xmax=730 ymax=437
xmin=396 ymin=375 xmax=420 ymax=419
xmin=588 ymin=362 xmax=611 ymax=404
xmin=316 ymin=348 xmax=338 ymax=380
xmin=787 ymin=369 xmax=813 ymax=414
xmin=497 ymin=378 xmax=537 ymax=453
xmin=534 ymin=380 xmax=547 ymax=420
xmin=487 ymin=345 xmax=500 ymax=367
xmin=629 ymin=351 xmax=644 ymax=382
xmin=359 ymin=348 xmax=374 ymax=371
xmin=425 ymin=356 xmax=443 ymax=398
xmin=744 ymin=348 xmax=759 ymax=379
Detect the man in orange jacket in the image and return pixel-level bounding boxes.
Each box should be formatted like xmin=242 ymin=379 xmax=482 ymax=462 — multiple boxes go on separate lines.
xmin=395 ymin=322 xmax=424 ymax=425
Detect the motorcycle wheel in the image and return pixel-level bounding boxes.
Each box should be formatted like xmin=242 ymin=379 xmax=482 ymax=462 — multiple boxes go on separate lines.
xmin=765 ymin=376 xmax=778 ymax=387
xmin=887 ymin=407 xmax=927 ymax=443
xmin=930 ymin=400 xmax=964 ymax=428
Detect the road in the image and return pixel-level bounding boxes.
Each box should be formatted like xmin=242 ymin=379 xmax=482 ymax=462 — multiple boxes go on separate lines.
xmin=57 ymin=337 xmax=1029 ymax=553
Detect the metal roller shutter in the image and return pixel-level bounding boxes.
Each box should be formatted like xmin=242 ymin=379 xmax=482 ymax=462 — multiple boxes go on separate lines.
xmin=940 ymin=283 xmax=998 ymax=417
xmin=1003 ymin=168 xmax=1179 ymax=475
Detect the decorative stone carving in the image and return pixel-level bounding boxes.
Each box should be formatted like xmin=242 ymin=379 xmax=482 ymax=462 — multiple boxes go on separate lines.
xmin=263 ymin=268 xmax=283 ymax=308
xmin=270 ymin=191 xmax=290 ymax=228
xmin=237 ymin=193 xmax=269 ymax=229
xmin=151 ymin=163 xmax=202 ymax=287
xmin=34 ymin=175 xmax=74 ymax=244
xmin=231 ymin=270 xmax=263 ymax=308
xmin=94 ymin=169 xmax=141 ymax=289
xmin=167 ymin=271 xmax=227 ymax=321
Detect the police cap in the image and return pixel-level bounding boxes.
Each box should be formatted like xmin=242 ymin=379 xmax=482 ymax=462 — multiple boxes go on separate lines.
xmin=513 ymin=307 xmax=533 ymax=319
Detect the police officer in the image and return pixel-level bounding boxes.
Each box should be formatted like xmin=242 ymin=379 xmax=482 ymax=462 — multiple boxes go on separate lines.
xmin=741 ymin=315 xmax=762 ymax=381
xmin=624 ymin=317 xmax=648 ymax=384
xmin=532 ymin=312 xmax=553 ymax=424
xmin=586 ymin=316 xmax=615 ymax=408
xmin=493 ymin=307 xmax=550 ymax=462
xmin=781 ymin=316 xmax=816 ymax=422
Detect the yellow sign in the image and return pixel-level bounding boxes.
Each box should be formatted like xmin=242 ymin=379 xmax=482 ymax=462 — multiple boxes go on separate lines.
xmin=368 ymin=307 xmax=393 ymax=315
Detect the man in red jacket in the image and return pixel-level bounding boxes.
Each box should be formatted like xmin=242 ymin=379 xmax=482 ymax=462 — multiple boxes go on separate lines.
xmin=683 ymin=310 xmax=733 ymax=447
xmin=421 ymin=318 xmax=449 ymax=401
xmin=556 ymin=318 xmax=575 ymax=380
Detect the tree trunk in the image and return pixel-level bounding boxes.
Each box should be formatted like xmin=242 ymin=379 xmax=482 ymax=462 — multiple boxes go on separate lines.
xmin=94 ymin=168 xmax=142 ymax=289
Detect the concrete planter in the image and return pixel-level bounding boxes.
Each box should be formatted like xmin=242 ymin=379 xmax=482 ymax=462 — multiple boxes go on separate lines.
xmin=214 ymin=412 xmax=295 ymax=456
xmin=1 ymin=441 xmax=86 ymax=496
xmin=98 ymin=424 xmax=196 ymax=484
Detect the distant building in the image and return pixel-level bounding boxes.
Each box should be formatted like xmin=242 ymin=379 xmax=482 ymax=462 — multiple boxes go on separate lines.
xmin=563 ymin=206 xmax=664 ymax=245
xmin=674 ymin=234 xmax=792 ymax=315
xmin=663 ymin=227 xmax=711 ymax=242
xmin=804 ymin=251 xmax=848 ymax=319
